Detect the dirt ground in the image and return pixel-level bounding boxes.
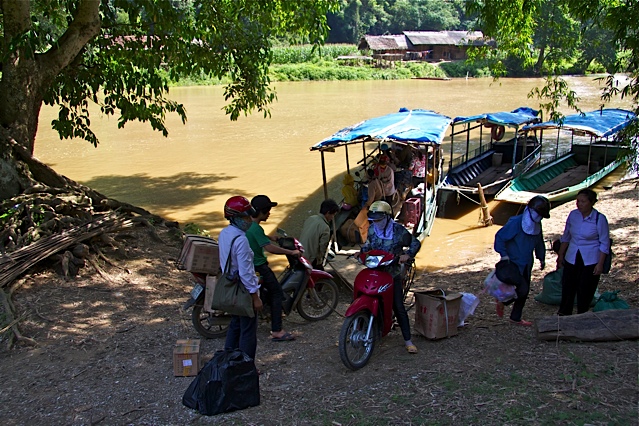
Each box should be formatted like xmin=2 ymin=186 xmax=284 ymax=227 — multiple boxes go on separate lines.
xmin=1 ymin=179 xmax=637 ymax=426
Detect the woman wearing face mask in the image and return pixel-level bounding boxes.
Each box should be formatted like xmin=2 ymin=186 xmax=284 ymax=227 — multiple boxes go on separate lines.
xmin=556 ymin=189 xmax=610 ymax=316
xmin=361 ymin=201 xmax=421 ymax=353
xmin=493 ymin=195 xmax=549 ymax=326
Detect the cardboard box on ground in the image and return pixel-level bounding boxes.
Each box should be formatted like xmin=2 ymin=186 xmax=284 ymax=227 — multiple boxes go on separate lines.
xmin=178 ymin=235 xmax=220 ymax=274
xmin=414 ymin=289 xmax=462 ymax=339
xmin=174 ymin=339 xmax=201 ymax=377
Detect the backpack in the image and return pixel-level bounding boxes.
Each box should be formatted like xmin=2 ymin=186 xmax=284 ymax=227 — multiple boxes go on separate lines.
xmin=596 ymin=211 xmax=613 ymax=274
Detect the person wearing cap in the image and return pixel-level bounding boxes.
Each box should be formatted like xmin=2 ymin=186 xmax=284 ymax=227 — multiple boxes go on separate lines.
xmin=493 ymin=195 xmax=549 ymax=326
xmin=299 ymin=199 xmax=340 ymax=270
xmin=380 ymin=143 xmax=398 ymax=171
xmin=361 ymin=201 xmax=421 ymax=354
xmin=246 ymin=195 xmax=300 ymax=341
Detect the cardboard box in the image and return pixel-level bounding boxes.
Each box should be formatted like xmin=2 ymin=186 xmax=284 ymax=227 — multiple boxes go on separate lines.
xmin=178 ymin=235 xmax=219 ymax=274
xmin=414 ymin=290 xmax=462 ymax=340
xmin=173 ymin=339 xmax=201 ymax=376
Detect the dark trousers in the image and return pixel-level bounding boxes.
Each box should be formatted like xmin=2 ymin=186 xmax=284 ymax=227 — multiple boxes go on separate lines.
xmin=558 ymin=251 xmax=600 ymax=315
xmin=393 ymin=275 xmax=412 ymax=341
xmin=255 ymin=263 xmax=284 ymax=333
xmin=503 ymin=264 xmax=531 ymax=322
xmin=225 ymin=314 xmax=258 ymax=360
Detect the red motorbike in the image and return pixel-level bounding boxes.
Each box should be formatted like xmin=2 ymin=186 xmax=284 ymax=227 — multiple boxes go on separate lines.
xmin=338 ymin=249 xmax=415 ymax=370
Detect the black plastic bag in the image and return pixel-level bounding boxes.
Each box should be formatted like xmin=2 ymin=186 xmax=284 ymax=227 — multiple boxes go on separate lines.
xmin=495 ymin=260 xmax=526 ymax=288
xmin=182 ymin=349 xmax=260 ymax=416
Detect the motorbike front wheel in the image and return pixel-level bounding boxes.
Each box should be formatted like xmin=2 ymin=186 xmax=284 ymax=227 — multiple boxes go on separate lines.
xmin=338 ymin=311 xmax=377 ymax=370
xmin=191 ymin=297 xmax=231 ymax=338
xmin=297 ymin=279 xmax=339 ymax=321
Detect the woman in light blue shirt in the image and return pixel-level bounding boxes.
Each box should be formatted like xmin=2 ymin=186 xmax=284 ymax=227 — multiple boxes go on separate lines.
xmin=556 ymin=189 xmax=610 ymax=315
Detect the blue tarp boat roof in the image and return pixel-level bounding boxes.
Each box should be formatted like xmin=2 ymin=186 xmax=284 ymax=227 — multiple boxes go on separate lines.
xmin=453 ymin=107 xmax=540 ymax=127
xmin=311 ymin=108 xmax=452 ymax=150
xmin=523 ymin=108 xmax=637 ymax=138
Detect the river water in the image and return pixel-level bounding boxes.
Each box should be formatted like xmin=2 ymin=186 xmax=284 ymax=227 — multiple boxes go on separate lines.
xmin=34 ymin=76 xmax=631 ymax=271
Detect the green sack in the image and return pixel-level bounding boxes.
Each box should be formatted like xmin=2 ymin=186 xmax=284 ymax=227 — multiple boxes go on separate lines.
xmin=593 ymin=291 xmax=629 ymax=312
xmin=534 ymin=269 xmax=598 ymax=306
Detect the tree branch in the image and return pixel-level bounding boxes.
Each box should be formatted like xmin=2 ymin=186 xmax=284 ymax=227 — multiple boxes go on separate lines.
xmin=38 ymin=0 xmax=102 ymax=82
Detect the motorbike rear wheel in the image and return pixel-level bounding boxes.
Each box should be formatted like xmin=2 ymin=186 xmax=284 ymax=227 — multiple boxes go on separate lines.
xmin=297 ymin=279 xmax=339 ymax=321
xmin=338 ymin=310 xmax=378 ymax=370
xmin=192 ymin=297 xmax=231 ymax=338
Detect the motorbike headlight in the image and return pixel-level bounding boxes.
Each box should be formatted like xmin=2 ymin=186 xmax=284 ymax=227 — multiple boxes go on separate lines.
xmin=365 ymin=255 xmax=384 ymax=268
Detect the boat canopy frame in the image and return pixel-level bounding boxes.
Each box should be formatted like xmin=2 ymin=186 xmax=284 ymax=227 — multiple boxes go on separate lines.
xmin=523 ymin=108 xmax=637 ymax=175
xmin=448 ymin=107 xmax=542 ymax=174
xmin=310 ymin=108 xmax=452 ymax=240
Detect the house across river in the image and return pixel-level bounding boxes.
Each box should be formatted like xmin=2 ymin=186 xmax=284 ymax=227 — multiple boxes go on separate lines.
xmin=358 ymin=31 xmax=491 ymax=62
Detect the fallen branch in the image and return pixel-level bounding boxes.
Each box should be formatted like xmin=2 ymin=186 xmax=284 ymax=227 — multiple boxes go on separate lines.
xmin=0 ymin=288 xmax=37 ymax=348
xmin=0 ymin=314 xmax=26 ymax=335
xmin=87 ymin=255 xmax=116 ymax=284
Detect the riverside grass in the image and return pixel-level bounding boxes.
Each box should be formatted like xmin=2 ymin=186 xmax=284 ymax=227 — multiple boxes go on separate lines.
xmin=167 ymin=43 xmax=460 ymax=86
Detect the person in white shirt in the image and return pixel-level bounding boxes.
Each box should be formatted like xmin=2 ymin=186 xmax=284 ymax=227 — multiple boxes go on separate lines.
xmin=556 ymin=189 xmax=610 ymax=315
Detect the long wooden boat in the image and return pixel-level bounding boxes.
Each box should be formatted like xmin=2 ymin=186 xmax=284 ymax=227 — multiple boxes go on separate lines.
xmin=310 ymin=108 xmax=452 ymax=246
xmin=441 ymin=107 xmax=542 ymax=198
xmin=495 ymin=108 xmax=636 ymax=205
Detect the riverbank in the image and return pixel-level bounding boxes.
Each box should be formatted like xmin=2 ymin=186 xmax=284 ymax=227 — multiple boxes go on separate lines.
xmin=0 ymin=178 xmax=636 ymax=425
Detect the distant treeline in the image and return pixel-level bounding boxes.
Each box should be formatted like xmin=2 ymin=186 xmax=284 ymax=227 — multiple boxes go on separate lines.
xmin=325 ymin=0 xmax=474 ymax=44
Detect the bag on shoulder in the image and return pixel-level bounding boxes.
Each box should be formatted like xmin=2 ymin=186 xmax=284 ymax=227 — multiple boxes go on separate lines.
xmin=210 ymin=236 xmax=255 ymax=318
xmin=596 ymin=211 xmax=613 ymax=274
xmin=602 ymin=240 xmax=613 ymax=274
xmin=211 ymin=272 xmax=255 ymax=318
xmin=182 ymin=349 xmax=260 ymax=416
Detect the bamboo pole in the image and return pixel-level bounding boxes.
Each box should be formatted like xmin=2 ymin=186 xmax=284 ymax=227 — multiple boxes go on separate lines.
xmin=477 ymin=183 xmax=493 ymax=226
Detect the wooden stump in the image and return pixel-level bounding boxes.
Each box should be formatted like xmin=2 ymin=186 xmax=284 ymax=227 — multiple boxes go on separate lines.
xmin=536 ymin=308 xmax=639 ymax=341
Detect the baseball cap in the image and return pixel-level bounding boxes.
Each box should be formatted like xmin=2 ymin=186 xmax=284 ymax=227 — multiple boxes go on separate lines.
xmin=251 ymin=195 xmax=278 ymax=211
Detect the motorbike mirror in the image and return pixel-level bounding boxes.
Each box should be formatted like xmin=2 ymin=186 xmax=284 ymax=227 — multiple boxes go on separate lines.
xmin=276 ymin=228 xmax=288 ymax=237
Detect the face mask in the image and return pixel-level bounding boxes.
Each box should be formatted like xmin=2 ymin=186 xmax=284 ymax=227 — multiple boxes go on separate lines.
xmin=231 ymin=216 xmax=252 ymax=231
xmin=522 ymin=207 xmax=542 ymax=235
xmin=529 ymin=209 xmax=543 ymax=223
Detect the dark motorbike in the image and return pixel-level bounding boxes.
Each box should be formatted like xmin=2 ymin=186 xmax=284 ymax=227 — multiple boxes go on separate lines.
xmin=338 ymin=249 xmax=415 ymax=370
xmin=265 ymin=232 xmax=339 ymax=321
xmin=183 ymin=232 xmax=339 ymax=339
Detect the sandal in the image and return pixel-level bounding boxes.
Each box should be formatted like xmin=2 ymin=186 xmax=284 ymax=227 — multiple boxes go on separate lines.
xmin=271 ymin=332 xmax=296 ymax=342
xmin=406 ymin=344 xmax=418 ymax=354
xmin=509 ymin=319 xmax=533 ymax=327
xmin=495 ymin=299 xmax=504 ymax=318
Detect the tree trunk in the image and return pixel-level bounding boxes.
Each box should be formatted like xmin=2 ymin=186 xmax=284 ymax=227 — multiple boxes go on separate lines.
xmin=0 ymin=0 xmax=101 ymax=154
xmin=536 ymin=309 xmax=639 ymax=341
xmin=534 ymin=46 xmax=546 ymax=75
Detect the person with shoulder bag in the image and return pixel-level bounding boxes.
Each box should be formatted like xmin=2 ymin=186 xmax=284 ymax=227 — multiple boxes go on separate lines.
xmin=219 ymin=196 xmax=263 ymax=360
xmin=556 ymin=189 xmax=610 ymax=316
